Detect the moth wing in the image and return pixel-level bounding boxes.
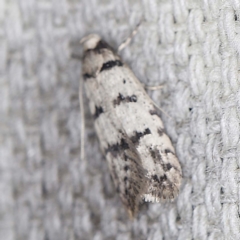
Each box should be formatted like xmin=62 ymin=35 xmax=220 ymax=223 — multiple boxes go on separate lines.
xmin=99 ymin=66 xmax=182 ymax=203
xmin=95 ymin=110 xmax=149 ymax=217
xmin=81 ymin=35 xmax=182 ymax=216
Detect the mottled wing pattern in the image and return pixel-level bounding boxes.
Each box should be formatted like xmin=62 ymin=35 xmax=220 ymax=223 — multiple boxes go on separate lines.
xmin=83 ymin=57 xmax=148 ymax=217
xmin=81 ymin=34 xmax=182 ymax=217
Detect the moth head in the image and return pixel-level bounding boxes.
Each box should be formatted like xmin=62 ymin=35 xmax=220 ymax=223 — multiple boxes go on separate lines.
xmin=80 ymin=34 xmax=101 ymax=51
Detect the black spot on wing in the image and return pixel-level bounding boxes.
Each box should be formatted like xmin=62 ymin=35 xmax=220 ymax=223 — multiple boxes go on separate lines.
xmin=113 ymin=93 xmax=137 ymax=106
xmin=94 ymin=106 xmax=103 ymax=119
xmin=152 ymin=174 xmax=160 ymax=183
xmin=162 ymin=163 xmax=173 ymax=172
xmin=165 ymin=148 xmax=175 ymax=155
xmin=113 ymin=93 xmax=125 ymax=105
xmin=149 ymin=147 xmax=162 ymax=161
xmin=124 ymin=165 xmax=129 ymax=171
xmin=105 ymin=138 xmax=129 ymax=157
xmin=100 ymin=60 xmax=123 ymax=72
xmin=149 ymin=108 xmax=162 ymax=119
xmin=159 ymin=174 xmax=167 ymax=182
xmin=152 ymin=174 xmax=167 ymax=185
xmin=130 ymin=128 xmax=151 ymax=144
xmin=149 ymin=109 xmax=157 ymax=115
xmin=149 ymin=147 xmax=173 ymax=172
xmin=149 ymin=172 xmax=176 ymax=200
xmin=129 ymin=95 xmax=137 ymax=102
xmin=166 ymin=163 xmax=172 ymax=170
xmin=83 ymin=73 xmax=94 ymax=80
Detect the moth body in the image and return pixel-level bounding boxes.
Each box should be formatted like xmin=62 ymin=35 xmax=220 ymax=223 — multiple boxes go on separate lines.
xmin=81 ymin=34 xmax=182 ymax=217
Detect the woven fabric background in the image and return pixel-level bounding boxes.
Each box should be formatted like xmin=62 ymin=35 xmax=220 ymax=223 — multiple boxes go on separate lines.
xmin=1 ymin=0 xmax=240 ymax=239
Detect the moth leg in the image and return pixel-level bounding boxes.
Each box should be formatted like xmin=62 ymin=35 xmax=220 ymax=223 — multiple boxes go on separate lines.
xmin=144 ymin=84 xmax=172 ymax=119
xmin=143 ymin=84 xmax=164 ymax=90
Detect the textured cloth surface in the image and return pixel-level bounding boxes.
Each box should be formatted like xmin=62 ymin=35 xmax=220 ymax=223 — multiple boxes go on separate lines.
xmin=1 ymin=0 xmax=240 ymax=239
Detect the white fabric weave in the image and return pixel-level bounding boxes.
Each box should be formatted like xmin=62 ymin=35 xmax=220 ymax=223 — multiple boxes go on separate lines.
xmin=1 ymin=0 xmax=240 ymax=239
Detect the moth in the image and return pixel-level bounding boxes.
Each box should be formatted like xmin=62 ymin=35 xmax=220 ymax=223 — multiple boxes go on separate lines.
xmin=80 ymin=34 xmax=182 ymax=218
